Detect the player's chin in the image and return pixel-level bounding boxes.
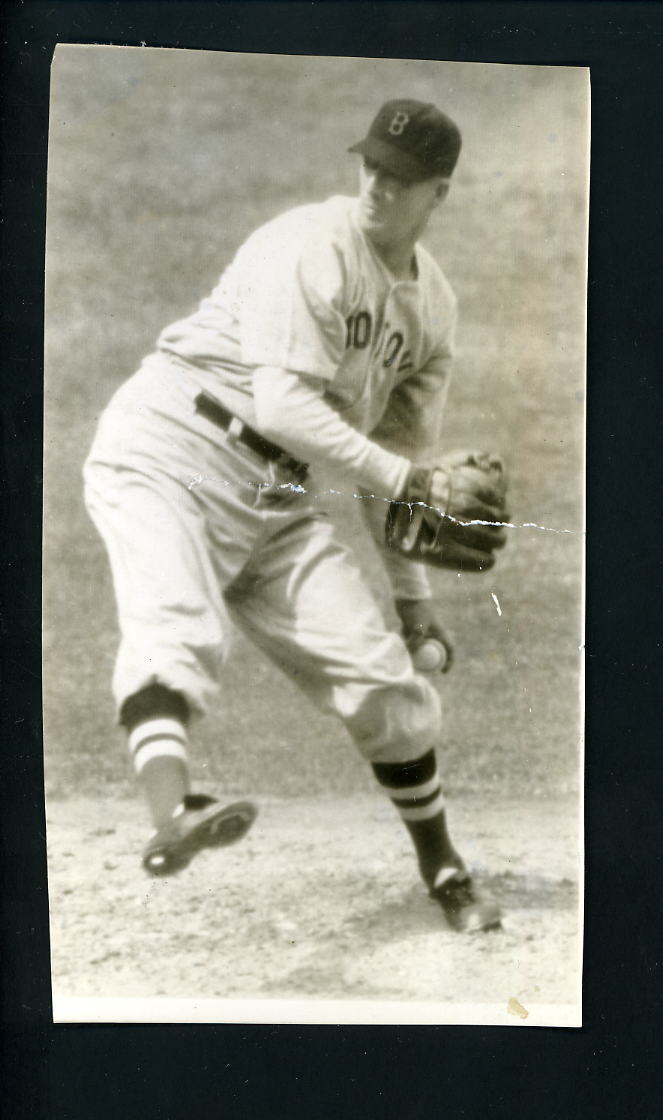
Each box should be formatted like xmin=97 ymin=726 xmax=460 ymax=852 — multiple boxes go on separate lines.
xmin=358 ymin=204 xmax=387 ymax=230
xmin=359 ymin=213 xmax=393 ymax=244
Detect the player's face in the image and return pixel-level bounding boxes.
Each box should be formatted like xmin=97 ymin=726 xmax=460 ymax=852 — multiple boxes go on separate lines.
xmin=358 ymin=158 xmax=449 ymax=250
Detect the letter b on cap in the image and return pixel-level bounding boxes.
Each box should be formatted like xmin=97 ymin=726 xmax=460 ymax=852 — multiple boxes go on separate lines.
xmin=388 ymin=111 xmax=410 ymax=136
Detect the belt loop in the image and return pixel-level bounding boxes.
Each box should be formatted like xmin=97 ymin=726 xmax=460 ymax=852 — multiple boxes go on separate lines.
xmin=227 ymin=416 xmax=244 ymax=445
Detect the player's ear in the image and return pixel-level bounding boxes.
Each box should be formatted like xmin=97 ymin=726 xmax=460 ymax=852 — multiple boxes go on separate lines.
xmin=434 ymin=178 xmax=450 ymax=204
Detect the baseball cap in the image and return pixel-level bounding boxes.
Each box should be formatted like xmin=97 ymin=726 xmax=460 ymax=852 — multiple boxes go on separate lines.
xmin=348 ymin=99 xmax=462 ymax=182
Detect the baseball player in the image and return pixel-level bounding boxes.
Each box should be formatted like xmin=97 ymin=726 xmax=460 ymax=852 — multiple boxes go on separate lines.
xmin=84 ymin=99 xmax=505 ymax=932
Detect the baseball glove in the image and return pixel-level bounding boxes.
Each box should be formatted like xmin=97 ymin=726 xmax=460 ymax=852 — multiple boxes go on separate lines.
xmin=385 ymin=450 xmax=509 ymax=572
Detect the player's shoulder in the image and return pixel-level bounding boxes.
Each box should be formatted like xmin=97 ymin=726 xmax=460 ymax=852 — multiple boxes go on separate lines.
xmin=236 ymin=196 xmax=357 ymax=291
xmin=415 ymin=242 xmax=457 ymax=314
xmin=245 ymin=195 xmax=356 ymax=253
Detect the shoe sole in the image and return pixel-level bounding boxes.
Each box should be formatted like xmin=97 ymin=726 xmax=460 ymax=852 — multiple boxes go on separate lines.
xmin=144 ymin=800 xmax=258 ymax=876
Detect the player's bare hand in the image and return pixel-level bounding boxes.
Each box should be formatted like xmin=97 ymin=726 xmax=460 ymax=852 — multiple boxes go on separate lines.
xmin=395 ymin=598 xmax=454 ymax=673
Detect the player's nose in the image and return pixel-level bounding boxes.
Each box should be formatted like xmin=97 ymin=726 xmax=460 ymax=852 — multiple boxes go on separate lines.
xmin=367 ymin=168 xmax=388 ymax=198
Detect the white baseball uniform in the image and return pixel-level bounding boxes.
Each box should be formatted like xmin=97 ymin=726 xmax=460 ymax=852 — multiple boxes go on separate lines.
xmin=84 ymin=194 xmax=457 ymax=762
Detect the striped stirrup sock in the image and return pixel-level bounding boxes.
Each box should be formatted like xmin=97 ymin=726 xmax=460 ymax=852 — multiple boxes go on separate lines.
xmin=372 ymin=749 xmax=460 ymax=887
xmin=372 ymin=749 xmax=445 ymax=821
xmin=128 ymin=718 xmax=189 ymax=775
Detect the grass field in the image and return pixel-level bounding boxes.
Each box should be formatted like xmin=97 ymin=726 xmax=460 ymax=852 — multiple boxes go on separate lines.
xmin=44 ymin=48 xmax=587 ymax=1018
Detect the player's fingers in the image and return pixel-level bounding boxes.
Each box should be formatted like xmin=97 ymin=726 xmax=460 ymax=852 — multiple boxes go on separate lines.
xmin=417 ymin=621 xmax=454 ymax=672
xmin=448 ymin=496 xmax=508 ymax=524
xmin=451 ymin=475 xmax=508 ymax=510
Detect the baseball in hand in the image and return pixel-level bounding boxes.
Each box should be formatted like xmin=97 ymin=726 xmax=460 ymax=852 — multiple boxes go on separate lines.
xmin=412 ymin=638 xmax=448 ymax=673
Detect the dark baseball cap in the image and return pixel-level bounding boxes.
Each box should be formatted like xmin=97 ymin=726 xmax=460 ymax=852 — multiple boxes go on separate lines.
xmin=349 ymin=99 xmax=462 ymax=182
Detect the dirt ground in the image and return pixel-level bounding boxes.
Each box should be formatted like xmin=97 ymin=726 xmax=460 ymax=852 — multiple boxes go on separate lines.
xmin=47 ymin=791 xmax=580 ymax=1025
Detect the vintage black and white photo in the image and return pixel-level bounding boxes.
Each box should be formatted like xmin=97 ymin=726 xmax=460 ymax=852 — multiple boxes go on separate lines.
xmin=44 ymin=47 xmax=588 ymax=1025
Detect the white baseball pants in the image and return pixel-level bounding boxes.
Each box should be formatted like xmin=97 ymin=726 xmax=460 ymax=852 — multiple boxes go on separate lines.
xmin=83 ymin=355 xmax=442 ymax=762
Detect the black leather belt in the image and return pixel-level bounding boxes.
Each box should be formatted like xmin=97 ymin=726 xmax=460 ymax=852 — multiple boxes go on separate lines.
xmin=194 ymin=391 xmax=308 ymax=480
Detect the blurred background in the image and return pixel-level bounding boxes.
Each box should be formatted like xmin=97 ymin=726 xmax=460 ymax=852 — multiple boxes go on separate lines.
xmin=43 ymin=48 xmax=587 ymax=804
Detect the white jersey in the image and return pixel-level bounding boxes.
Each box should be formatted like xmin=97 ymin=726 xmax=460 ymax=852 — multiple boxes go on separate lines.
xmin=157 ymin=195 xmax=457 ymax=463
xmin=85 ymin=195 xmax=454 ymax=725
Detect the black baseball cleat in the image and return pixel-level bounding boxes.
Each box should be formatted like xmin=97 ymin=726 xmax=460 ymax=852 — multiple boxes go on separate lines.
xmin=142 ymin=794 xmax=258 ymax=876
xmin=430 ymin=866 xmax=503 ymax=932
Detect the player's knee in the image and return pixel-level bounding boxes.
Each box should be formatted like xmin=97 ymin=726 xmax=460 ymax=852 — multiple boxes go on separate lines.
xmin=119 ymin=682 xmax=190 ymax=730
xmin=114 ymin=662 xmax=217 ymax=726
xmin=346 ymin=678 xmax=442 ymax=762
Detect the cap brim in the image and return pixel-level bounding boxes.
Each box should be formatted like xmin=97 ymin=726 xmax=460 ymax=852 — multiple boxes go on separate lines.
xmin=348 ymin=135 xmax=430 ymax=182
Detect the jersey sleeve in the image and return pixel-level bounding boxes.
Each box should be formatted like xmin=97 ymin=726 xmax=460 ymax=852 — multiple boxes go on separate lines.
xmin=236 ymin=223 xmax=348 ymax=379
xmin=252 ymin=366 xmax=410 ymax=498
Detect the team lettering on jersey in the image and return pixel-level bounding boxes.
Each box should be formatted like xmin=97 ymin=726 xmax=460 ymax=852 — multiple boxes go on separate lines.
xmin=345 ymin=310 xmax=414 ymax=373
